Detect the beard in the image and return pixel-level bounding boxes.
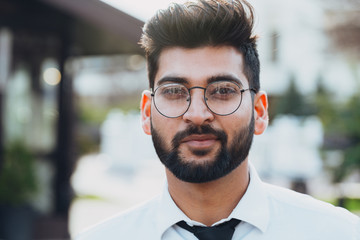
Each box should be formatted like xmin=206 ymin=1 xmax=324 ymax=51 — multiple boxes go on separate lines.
xmin=151 ymin=115 xmax=255 ymax=183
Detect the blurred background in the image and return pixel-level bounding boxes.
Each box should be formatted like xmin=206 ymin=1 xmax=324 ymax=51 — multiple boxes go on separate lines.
xmin=0 ymin=0 xmax=359 ymax=239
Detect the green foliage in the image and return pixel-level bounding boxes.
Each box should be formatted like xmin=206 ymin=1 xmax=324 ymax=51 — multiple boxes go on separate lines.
xmin=75 ymin=93 xmax=141 ymax=156
xmin=313 ymin=78 xmax=339 ymax=133
xmin=78 ymin=103 xmax=109 ymax=125
xmin=0 ymin=141 xmax=38 ymax=206
xmin=334 ymin=144 xmax=360 ymax=182
xmin=344 ymin=198 xmax=360 ymax=213
xmin=274 ymin=75 xmax=315 ymax=117
xmin=315 ymin=83 xmax=360 ymax=182
xmin=77 ymin=96 xmax=141 ymax=125
xmin=332 ymin=96 xmax=360 ymax=181
xmin=323 ymin=198 xmax=360 ymax=213
xmin=273 ymin=75 xmax=360 ymax=183
xmin=343 ymin=96 xmax=360 ymax=136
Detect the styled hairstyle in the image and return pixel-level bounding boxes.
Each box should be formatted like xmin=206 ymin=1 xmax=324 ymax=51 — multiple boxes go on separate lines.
xmin=139 ymin=0 xmax=260 ymax=92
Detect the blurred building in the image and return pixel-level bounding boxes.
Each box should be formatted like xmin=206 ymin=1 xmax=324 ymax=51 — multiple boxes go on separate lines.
xmin=0 ymin=0 xmax=143 ymax=238
xmin=253 ymin=0 xmax=358 ymax=98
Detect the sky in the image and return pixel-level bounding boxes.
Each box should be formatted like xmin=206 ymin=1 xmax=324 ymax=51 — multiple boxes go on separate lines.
xmin=100 ymin=0 xmax=261 ymax=21
xmin=100 ymin=0 xmax=188 ymax=21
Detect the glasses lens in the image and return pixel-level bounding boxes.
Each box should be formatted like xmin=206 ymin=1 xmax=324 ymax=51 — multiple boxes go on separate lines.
xmin=154 ymin=84 xmax=190 ymax=117
xmin=205 ymin=81 xmax=242 ymax=115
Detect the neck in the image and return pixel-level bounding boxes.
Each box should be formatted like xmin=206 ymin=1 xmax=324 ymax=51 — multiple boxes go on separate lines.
xmin=166 ymin=160 xmax=249 ymax=226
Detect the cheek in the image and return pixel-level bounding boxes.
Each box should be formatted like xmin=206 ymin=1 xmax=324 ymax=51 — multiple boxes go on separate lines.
xmin=222 ymin=112 xmax=252 ymax=142
xmin=238 ymin=97 xmax=254 ymax=125
xmin=151 ymin=110 xmax=177 ymax=140
xmin=242 ymin=96 xmax=254 ymax=112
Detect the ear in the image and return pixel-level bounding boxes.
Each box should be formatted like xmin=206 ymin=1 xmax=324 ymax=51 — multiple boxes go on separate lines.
xmin=253 ymin=91 xmax=269 ymax=135
xmin=140 ymin=90 xmax=152 ymax=135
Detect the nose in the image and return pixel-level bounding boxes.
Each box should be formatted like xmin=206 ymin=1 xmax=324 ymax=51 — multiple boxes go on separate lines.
xmin=182 ymin=88 xmax=214 ymax=125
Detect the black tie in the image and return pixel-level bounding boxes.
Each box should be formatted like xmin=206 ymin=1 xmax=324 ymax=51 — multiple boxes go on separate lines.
xmin=177 ymin=218 xmax=240 ymax=240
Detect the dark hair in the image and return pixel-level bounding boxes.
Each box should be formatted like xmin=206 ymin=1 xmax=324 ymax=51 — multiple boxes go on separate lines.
xmin=139 ymin=0 xmax=260 ymax=92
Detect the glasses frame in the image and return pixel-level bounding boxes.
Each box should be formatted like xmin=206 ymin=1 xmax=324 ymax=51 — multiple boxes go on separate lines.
xmin=151 ymin=81 xmax=256 ymax=118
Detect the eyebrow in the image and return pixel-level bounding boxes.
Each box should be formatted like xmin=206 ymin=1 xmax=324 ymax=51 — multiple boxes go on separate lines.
xmin=155 ymin=74 xmax=244 ymax=87
xmin=156 ymin=76 xmax=188 ymax=87
xmin=207 ymin=74 xmax=244 ymax=86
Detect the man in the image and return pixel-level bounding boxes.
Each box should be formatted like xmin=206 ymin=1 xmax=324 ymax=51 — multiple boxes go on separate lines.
xmin=77 ymin=0 xmax=360 ymax=239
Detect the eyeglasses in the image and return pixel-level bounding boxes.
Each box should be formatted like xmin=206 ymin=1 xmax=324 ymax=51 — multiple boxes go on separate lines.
xmin=151 ymin=81 xmax=255 ymax=118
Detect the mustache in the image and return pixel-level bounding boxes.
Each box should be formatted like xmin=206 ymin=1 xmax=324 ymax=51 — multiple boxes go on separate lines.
xmin=171 ymin=124 xmax=227 ymax=149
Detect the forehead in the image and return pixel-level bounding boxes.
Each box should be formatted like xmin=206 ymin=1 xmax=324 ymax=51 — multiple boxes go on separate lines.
xmin=155 ymin=46 xmax=248 ymax=87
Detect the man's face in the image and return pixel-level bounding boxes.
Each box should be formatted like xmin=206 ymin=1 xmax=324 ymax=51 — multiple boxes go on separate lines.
xmin=143 ymin=46 xmax=258 ymax=183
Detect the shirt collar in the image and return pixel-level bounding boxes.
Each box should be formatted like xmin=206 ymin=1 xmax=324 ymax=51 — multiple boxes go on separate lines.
xmin=229 ymin=162 xmax=270 ymax=233
xmin=155 ymin=162 xmax=270 ymax=237
xmin=155 ymin=182 xmax=190 ymax=238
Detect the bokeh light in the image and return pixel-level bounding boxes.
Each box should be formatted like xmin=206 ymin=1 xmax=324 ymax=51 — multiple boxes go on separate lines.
xmin=43 ymin=67 xmax=61 ymax=86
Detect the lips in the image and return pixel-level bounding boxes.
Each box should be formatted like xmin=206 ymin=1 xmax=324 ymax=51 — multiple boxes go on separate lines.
xmin=180 ymin=134 xmax=219 ymax=149
xmin=181 ymin=134 xmax=218 ymax=142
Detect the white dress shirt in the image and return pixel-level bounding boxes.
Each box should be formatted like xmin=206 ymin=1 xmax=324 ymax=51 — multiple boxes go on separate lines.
xmin=76 ymin=163 xmax=360 ymax=240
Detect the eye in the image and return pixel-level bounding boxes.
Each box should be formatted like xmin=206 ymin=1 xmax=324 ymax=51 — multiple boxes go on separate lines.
xmin=158 ymin=84 xmax=188 ymax=100
xmin=215 ymin=86 xmax=236 ymax=94
xmin=207 ymin=82 xmax=239 ymax=100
